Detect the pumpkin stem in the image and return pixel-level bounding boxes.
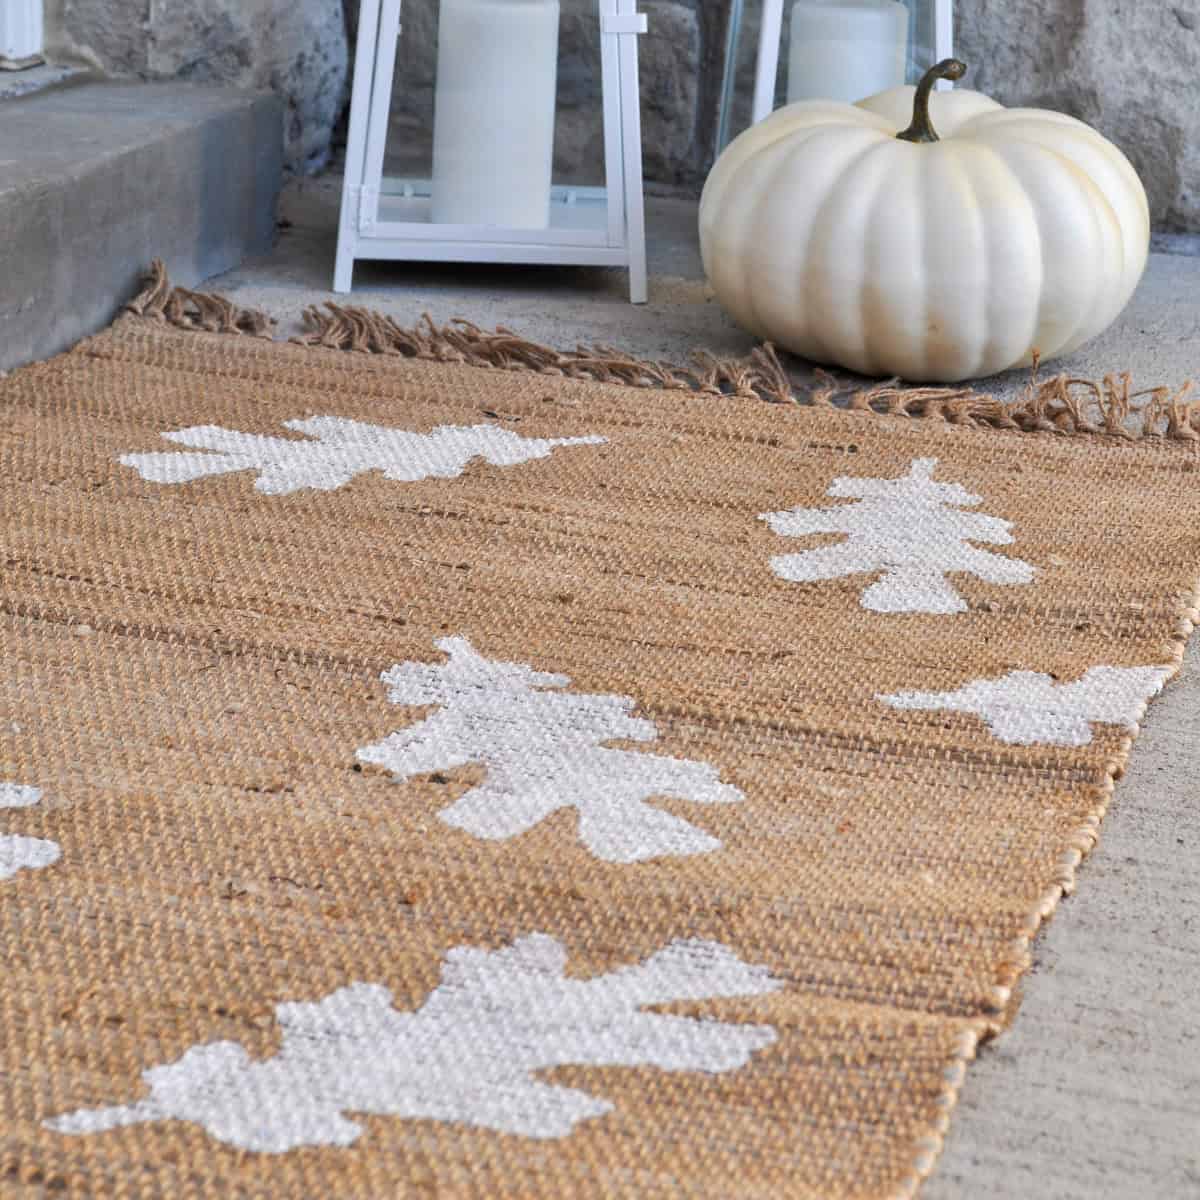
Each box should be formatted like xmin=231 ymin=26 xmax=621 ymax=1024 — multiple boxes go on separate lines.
xmin=896 ymin=59 xmax=968 ymax=144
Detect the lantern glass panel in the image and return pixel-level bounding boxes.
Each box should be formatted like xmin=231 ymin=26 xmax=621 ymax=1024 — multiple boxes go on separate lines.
xmin=716 ymin=0 xmax=950 ymax=150
xmin=904 ymin=0 xmax=940 ymax=84
xmin=370 ymin=0 xmax=609 ymax=236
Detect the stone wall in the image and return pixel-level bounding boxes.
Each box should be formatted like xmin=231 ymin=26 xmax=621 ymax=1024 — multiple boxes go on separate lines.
xmin=956 ymin=1 xmax=1200 ymax=231
xmin=43 ymin=0 xmax=350 ymax=173
xmin=43 ymin=1 xmax=1200 ymax=230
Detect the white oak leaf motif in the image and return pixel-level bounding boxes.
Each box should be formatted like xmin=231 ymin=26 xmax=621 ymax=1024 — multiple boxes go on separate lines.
xmin=0 ymin=783 xmax=61 ymax=880
xmin=120 ymin=418 xmax=606 ymax=495
xmin=878 ymin=665 xmax=1173 ymax=746
xmin=47 ymin=934 xmax=780 ymax=1151
xmin=357 ymin=637 xmax=744 ymax=862
xmin=761 ymin=458 xmax=1035 ymax=614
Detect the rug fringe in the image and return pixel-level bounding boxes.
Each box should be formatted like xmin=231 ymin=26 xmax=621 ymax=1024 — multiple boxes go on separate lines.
xmin=127 ymin=259 xmax=275 ymax=339
xmin=127 ymin=261 xmax=1198 ymax=441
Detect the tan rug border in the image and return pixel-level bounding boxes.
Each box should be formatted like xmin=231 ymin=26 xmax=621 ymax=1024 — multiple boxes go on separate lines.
xmin=988 ymin=581 xmax=1199 ymax=1024
xmin=901 ymin=1026 xmax=984 ymax=1199
xmin=99 ymin=260 xmax=1200 ymax=1197
xmin=906 ymin=548 xmax=1199 ymax=1197
xmin=902 ymin=564 xmax=1200 ymax=1197
xmin=123 ymin=259 xmax=1200 ymax=442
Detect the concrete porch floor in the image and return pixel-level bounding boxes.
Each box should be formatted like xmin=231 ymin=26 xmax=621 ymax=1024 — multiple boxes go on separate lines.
xmin=207 ymin=177 xmax=1200 ymax=1199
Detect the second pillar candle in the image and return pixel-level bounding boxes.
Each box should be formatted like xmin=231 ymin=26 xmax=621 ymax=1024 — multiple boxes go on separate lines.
xmin=431 ymin=0 xmax=561 ymax=228
xmin=787 ymin=0 xmax=909 ymax=105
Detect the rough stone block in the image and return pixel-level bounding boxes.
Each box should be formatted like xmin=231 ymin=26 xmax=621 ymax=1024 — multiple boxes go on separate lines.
xmin=957 ymin=0 xmax=1200 ymax=232
xmin=0 ymin=81 xmax=282 ymax=371
xmin=43 ymin=0 xmax=348 ymax=173
xmin=556 ymin=0 xmax=702 ymax=185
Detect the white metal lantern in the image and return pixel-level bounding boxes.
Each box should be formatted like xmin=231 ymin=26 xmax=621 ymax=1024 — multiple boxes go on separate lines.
xmin=335 ymin=0 xmax=649 ymax=303
xmin=717 ymin=0 xmax=954 ymax=149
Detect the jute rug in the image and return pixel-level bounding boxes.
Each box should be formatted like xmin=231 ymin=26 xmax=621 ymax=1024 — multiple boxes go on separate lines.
xmin=2 ymin=266 xmax=1198 ymax=1198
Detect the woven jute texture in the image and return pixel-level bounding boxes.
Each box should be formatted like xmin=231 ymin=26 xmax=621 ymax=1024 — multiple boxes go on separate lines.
xmin=2 ymin=290 xmax=1198 ymax=1200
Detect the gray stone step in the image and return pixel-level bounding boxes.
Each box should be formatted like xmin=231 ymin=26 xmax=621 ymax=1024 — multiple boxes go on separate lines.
xmin=0 ymin=77 xmax=282 ymax=371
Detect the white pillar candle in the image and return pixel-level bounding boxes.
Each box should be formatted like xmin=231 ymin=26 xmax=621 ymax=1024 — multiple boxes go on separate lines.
xmin=787 ymin=1 xmax=908 ymax=105
xmin=431 ymin=0 xmax=560 ymax=228
xmin=0 ymin=0 xmax=44 ymax=64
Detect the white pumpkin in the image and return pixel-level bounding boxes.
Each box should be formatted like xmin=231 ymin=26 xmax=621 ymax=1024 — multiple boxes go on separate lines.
xmin=699 ymin=61 xmax=1150 ymax=383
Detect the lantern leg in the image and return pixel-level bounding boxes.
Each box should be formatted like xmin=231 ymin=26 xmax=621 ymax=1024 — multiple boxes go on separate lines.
xmin=616 ymin=0 xmax=648 ymax=304
xmin=752 ymin=0 xmax=784 ymax=124
xmin=626 ymin=225 xmax=648 ymax=305
xmin=333 ymin=0 xmax=388 ymax=293
xmin=715 ymin=0 xmax=745 ymax=154
xmin=333 ymin=223 xmax=355 ymax=294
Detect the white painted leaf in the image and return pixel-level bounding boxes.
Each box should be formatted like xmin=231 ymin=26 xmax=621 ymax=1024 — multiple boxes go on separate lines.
xmin=121 ymin=418 xmax=606 ymax=495
xmin=356 ymin=637 xmax=743 ymax=862
xmin=761 ymin=458 xmax=1035 ymax=614
xmin=47 ymin=934 xmax=780 ymax=1151
xmin=0 ymin=783 xmax=61 ymax=880
xmin=355 ymin=638 xmax=739 ymax=864
xmin=878 ymin=665 xmax=1173 ymax=746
